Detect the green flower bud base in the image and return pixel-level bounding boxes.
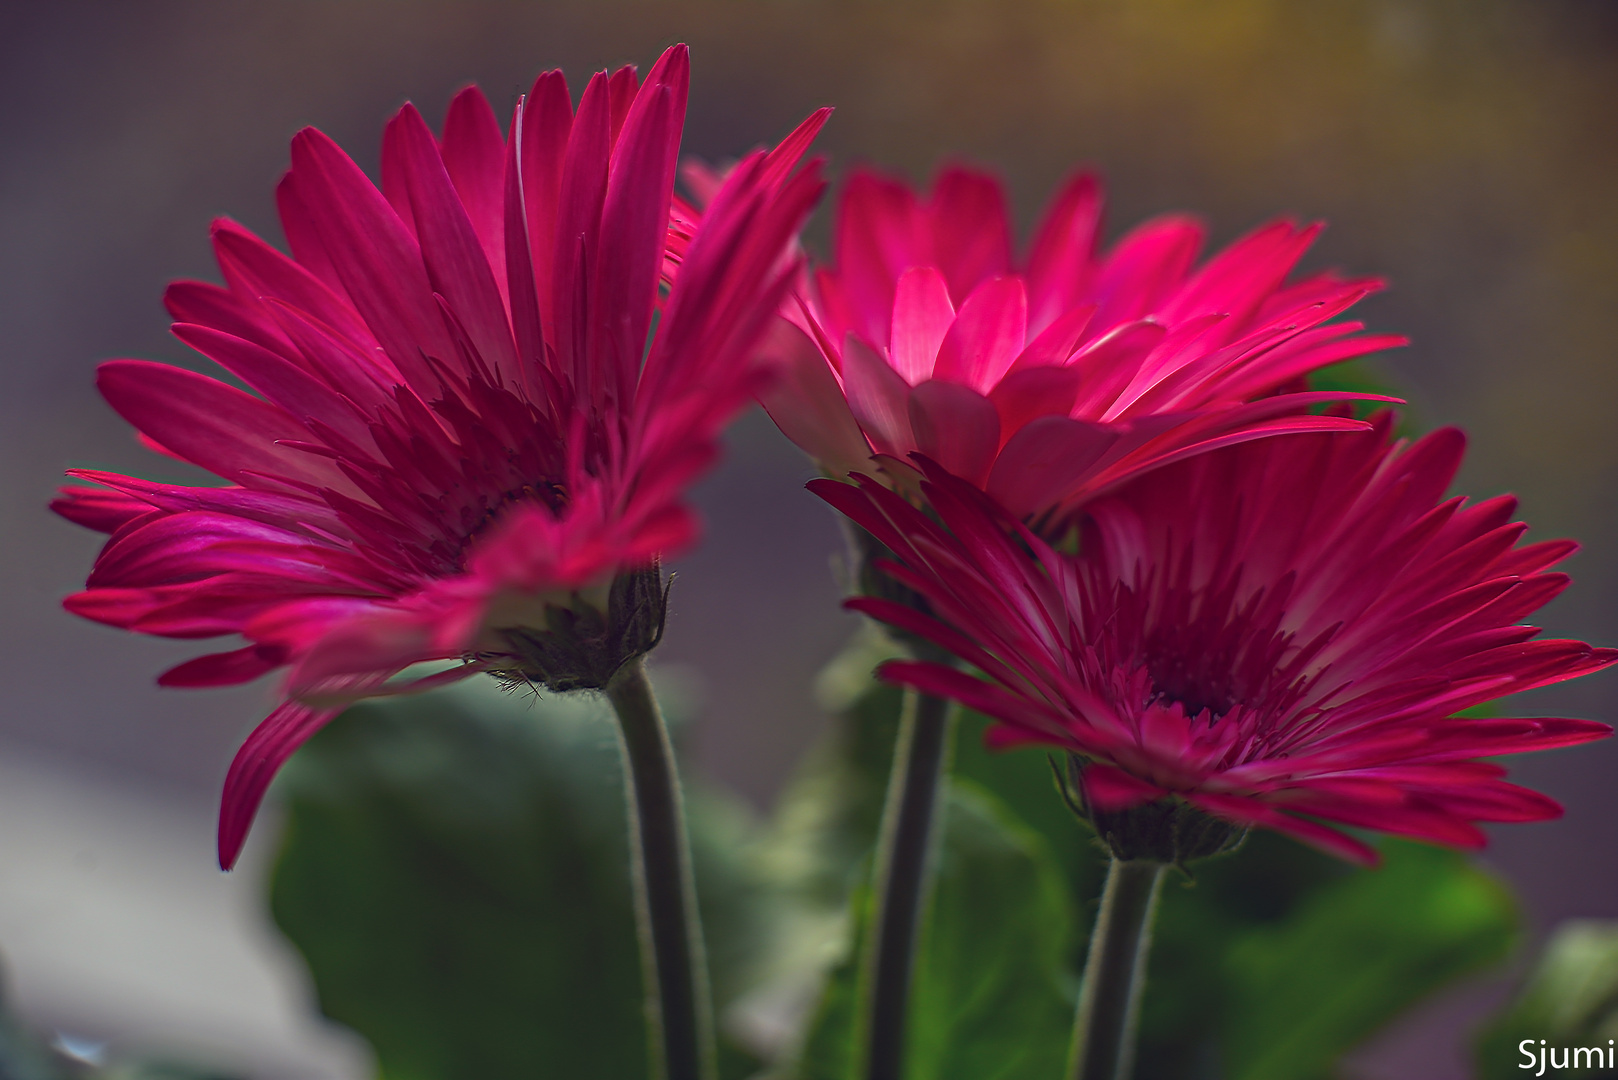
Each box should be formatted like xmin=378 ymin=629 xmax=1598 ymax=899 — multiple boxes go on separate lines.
xmin=489 ymin=565 xmax=669 ymax=693
xmin=1055 ymin=754 xmax=1247 ymax=864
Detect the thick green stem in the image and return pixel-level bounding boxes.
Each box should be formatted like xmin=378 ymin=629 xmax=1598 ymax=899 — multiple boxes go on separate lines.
xmin=1068 ymin=858 xmax=1167 ymax=1080
xmin=606 ymin=658 xmax=716 ymax=1080
xmin=863 ymin=689 xmax=956 ymax=1080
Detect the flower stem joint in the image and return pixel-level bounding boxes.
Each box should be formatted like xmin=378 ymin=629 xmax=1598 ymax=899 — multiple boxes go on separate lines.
xmin=1056 ymin=754 xmax=1247 ymax=865
xmin=486 ymin=566 xmax=671 ymax=693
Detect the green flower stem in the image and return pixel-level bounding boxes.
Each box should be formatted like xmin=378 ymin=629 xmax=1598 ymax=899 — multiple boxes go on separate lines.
xmin=863 ymin=688 xmax=956 ymax=1080
xmin=606 ymin=658 xmax=716 ymax=1080
xmin=1068 ymin=858 xmax=1167 ymax=1080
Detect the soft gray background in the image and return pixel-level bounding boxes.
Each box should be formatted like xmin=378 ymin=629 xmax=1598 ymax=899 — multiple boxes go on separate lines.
xmin=3 ymin=2 xmax=1617 ymax=1076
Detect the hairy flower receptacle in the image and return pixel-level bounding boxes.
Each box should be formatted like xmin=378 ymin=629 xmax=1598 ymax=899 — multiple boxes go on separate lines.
xmin=485 ymin=566 xmax=669 ymax=693
xmin=1058 ymin=755 xmax=1246 ymax=864
xmin=828 ymin=436 xmax=1616 ymax=868
xmin=53 ymin=44 xmax=828 ymax=869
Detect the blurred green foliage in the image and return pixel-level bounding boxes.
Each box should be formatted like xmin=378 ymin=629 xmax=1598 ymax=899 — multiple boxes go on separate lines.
xmin=1308 ymin=357 xmax=1421 ymax=432
xmin=787 ymin=631 xmax=1519 ymax=1079
xmin=794 ymin=783 xmax=1075 ymax=1080
xmin=1214 ymin=840 xmax=1516 ymax=1080
xmin=263 ymin=634 xmax=1525 ymax=1078
xmin=1477 ymin=920 xmax=1618 ymax=1078
xmin=269 ymin=677 xmax=770 ymax=1080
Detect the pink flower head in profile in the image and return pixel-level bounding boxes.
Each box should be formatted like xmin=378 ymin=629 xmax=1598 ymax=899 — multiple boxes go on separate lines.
xmin=53 ymin=46 xmax=828 ymax=867
xmin=813 ymin=419 xmax=1616 ymax=864
xmin=768 ymin=165 xmax=1406 ymax=532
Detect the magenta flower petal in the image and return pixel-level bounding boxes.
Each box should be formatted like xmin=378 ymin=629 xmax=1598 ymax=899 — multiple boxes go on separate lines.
xmin=823 ymin=423 xmax=1616 ymax=863
xmin=775 ymin=164 xmax=1407 ymax=531
xmin=218 ymin=701 xmax=341 ymax=869
xmin=158 ymin=646 xmax=286 ymax=688
xmin=932 ymin=276 xmax=1027 ymax=392
xmin=58 ymin=46 xmax=827 ymax=867
xmin=889 ymin=266 xmax=954 ymax=384
xmin=1080 ymin=765 xmax=1167 ymax=812
xmin=907 ymin=380 xmax=1000 ymax=485
xmin=51 ymin=485 xmax=155 ymax=533
xmin=440 ymin=88 xmax=509 ymax=281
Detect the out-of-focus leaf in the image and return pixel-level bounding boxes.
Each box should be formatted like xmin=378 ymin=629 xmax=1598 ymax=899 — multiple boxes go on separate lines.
xmin=1219 ymin=838 xmax=1518 ymax=1080
xmin=773 ymin=630 xmax=1522 ymax=1077
xmin=779 ymin=626 xmax=1101 ymax=908
xmin=1129 ymin=828 xmax=1344 ymax=1075
xmin=1475 ymin=920 xmax=1618 ymax=1079
xmin=269 ymin=675 xmax=768 ymax=1080
xmin=794 ymin=782 xmax=1075 ymax=1080
xmin=951 ymin=711 xmax=1103 ymax=902
xmin=762 ymin=627 xmax=905 ymax=910
xmin=1308 ymin=357 xmax=1420 ymax=431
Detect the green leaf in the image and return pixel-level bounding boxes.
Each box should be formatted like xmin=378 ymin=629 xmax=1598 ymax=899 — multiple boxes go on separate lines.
xmin=1308 ymin=357 xmax=1420 ymax=430
xmin=953 ymin=677 xmax=1515 ymax=1079
xmin=794 ymin=782 xmax=1076 ymax=1080
xmin=1135 ymin=830 xmax=1350 ymax=1076
xmin=269 ymin=676 xmax=768 ymax=1080
xmin=751 ymin=630 xmax=1522 ymax=1077
xmin=951 ymin=711 xmax=1104 ymax=903
xmin=1218 ymin=838 xmax=1518 ymax=1080
xmin=1475 ymin=920 xmax=1618 ymax=1079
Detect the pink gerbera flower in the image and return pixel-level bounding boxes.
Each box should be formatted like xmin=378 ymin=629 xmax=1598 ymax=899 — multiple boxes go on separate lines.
xmin=813 ymin=418 xmax=1615 ymax=864
xmin=54 ymin=46 xmax=827 ymax=867
xmin=767 ymin=166 xmax=1405 ymax=531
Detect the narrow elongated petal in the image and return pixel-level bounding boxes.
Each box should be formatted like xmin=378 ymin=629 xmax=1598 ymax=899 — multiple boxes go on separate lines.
xmin=441 ymin=86 xmax=509 ymax=291
xmin=390 ymin=104 xmax=520 ymax=388
xmin=932 ymin=276 xmax=1027 ymax=392
xmin=52 ymin=485 xmax=155 ymax=533
xmin=288 ymin=128 xmax=452 ymax=397
xmin=889 ymin=266 xmax=955 ymax=385
xmin=551 ymin=71 xmax=613 ymax=394
xmin=594 ymin=47 xmax=686 ymax=408
xmin=822 ymin=430 xmax=1614 ymax=863
xmin=219 ymin=701 xmax=341 ymax=868
xmin=58 ymin=46 xmax=828 ymax=867
xmin=97 ymin=360 xmax=347 ymax=493
xmin=519 ymin=70 xmax=574 ymax=337
xmin=158 ymin=645 xmax=285 ymax=688
xmin=770 ymin=164 xmax=1402 ymax=526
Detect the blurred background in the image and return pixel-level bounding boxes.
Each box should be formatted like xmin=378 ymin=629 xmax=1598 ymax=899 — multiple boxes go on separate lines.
xmin=3 ymin=0 xmax=1617 ymax=1076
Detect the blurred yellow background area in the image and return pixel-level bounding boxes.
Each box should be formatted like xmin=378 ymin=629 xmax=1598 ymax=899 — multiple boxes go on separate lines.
xmin=1 ymin=2 xmax=1615 ymax=1077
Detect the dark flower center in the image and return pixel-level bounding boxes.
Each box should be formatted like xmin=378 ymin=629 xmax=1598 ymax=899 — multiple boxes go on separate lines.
xmin=456 ymin=480 xmax=570 ymax=567
xmin=1143 ymin=642 xmax=1239 ymax=721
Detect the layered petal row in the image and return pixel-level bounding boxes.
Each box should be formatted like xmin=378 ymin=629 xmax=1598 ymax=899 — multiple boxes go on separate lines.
xmin=814 ymin=420 xmax=1616 ymax=864
xmin=55 ymin=46 xmax=827 ymax=866
xmin=769 ymin=166 xmax=1406 ymax=530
